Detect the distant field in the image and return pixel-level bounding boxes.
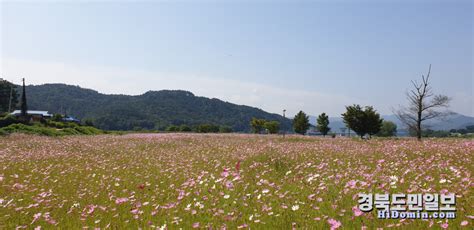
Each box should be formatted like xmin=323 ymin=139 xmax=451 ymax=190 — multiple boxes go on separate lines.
xmin=0 ymin=134 xmax=472 ymax=229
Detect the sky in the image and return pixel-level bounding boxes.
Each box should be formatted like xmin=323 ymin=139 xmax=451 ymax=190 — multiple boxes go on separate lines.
xmin=1 ymin=0 xmax=473 ymax=117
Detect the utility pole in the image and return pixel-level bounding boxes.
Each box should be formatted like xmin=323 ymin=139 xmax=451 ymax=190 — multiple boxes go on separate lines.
xmin=283 ymin=109 xmax=286 ymax=138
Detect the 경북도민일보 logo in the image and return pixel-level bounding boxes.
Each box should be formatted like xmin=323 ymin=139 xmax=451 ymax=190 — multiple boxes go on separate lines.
xmin=358 ymin=193 xmax=456 ymax=219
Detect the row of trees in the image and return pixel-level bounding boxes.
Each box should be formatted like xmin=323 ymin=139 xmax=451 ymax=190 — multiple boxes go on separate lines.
xmin=289 ymin=107 xmax=394 ymax=138
xmin=288 ymin=65 xmax=451 ymax=140
xmin=292 ymin=111 xmax=336 ymax=137
xmin=166 ymin=124 xmax=233 ymax=133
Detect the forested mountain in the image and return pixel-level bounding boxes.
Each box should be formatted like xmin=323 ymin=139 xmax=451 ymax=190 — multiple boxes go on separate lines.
xmin=22 ymin=84 xmax=291 ymax=131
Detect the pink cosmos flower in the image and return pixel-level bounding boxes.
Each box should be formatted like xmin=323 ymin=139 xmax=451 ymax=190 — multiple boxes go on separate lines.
xmin=86 ymin=205 xmax=96 ymax=214
xmin=237 ymin=224 xmax=248 ymax=229
xmin=115 ymin=197 xmax=129 ymax=204
xmin=346 ymin=180 xmax=357 ymax=188
xmin=177 ymin=190 xmax=185 ymax=200
xmin=327 ymin=218 xmax=341 ymax=229
xmin=232 ymin=172 xmax=241 ymax=181
xmin=225 ymin=181 xmax=234 ymax=189
xmin=31 ymin=213 xmax=42 ymax=224
xmin=13 ymin=183 xmax=24 ymax=190
xmin=43 ymin=212 xmax=57 ymax=225
xmin=192 ymin=222 xmax=200 ymax=228
xmin=460 ymin=221 xmax=468 ymax=226
xmin=352 ymin=206 xmax=363 ymax=217
xmin=221 ymin=168 xmax=229 ymax=178
xmin=440 ymin=222 xmax=449 ymax=229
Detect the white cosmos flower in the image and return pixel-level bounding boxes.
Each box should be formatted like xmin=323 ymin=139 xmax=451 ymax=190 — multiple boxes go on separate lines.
xmin=159 ymin=224 xmax=166 ymax=230
xmin=291 ymin=205 xmax=299 ymax=211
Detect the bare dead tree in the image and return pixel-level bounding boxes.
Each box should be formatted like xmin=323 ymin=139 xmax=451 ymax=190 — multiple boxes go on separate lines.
xmin=394 ymin=65 xmax=451 ymax=140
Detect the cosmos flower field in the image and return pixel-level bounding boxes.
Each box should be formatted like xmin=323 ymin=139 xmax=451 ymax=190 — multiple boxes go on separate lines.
xmin=0 ymin=134 xmax=472 ymax=229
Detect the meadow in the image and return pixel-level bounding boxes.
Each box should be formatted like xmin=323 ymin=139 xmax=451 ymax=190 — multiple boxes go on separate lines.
xmin=0 ymin=134 xmax=472 ymax=229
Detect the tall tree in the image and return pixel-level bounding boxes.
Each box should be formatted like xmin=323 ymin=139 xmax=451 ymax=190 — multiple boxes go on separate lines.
xmin=377 ymin=121 xmax=397 ymax=137
xmin=342 ymin=105 xmax=383 ymax=138
xmin=394 ymin=65 xmax=451 ymax=140
xmin=342 ymin=105 xmax=364 ymax=137
xmin=293 ymin=110 xmax=310 ymax=135
xmin=250 ymin=117 xmax=266 ymax=134
xmin=20 ymin=78 xmax=28 ymax=118
xmin=0 ymin=79 xmax=19 ymax=113
xmin=263 ymin=121 xmax=280 ymax=134
xmin=364 ymin=106 xmax=383 ymax=138
xmin=316 ymin=112 xmax=331 ymax=136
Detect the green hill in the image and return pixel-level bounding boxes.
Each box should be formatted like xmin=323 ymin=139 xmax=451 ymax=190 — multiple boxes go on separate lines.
xmin=23 ymin=84 xmax=291 ymax=132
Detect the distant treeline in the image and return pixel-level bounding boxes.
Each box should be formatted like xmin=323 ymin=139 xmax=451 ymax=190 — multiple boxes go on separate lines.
xmin=414 ymin=125 xmax=474 ymax=138
xmin=0 ymin=82 xmax=292 ymax=132
xmin=164 ymin=124 xmax=232 ymax=133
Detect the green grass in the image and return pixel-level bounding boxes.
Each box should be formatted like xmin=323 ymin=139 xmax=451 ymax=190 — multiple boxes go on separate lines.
xmin=0 ymin=123 xmax=104 ymax=136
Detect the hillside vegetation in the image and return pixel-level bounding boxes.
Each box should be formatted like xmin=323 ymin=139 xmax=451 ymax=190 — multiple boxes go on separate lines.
xmin=23 ymin=84 xmax=291 ymax=131
xmin=0 ymin=115 xmax=104 ymax=136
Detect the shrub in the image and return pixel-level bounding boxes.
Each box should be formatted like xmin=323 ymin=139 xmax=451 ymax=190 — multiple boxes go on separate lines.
xmin=263 ymin=121 xmax=279 ymax=134
xmin=0 ymin=123 xmax=62 ymax=136
xmin=73 ymin=126 xmax=103 ymax=135
xmin=52 ymin=114 xmax=63 ymax=122
xmin=0 ymin=122 xmax=104 ymax=136
xmin=0 ymin=129 xmax=7 ymax=136
xmin=179 ymin=125 xmax=192 ymax=132
xmin=84 ymin=119 xmax=94 ymax=127
xmin=0 ymin=115 xmax=19 ymax=128
xmin=166 ymin=125 xmax=179 ymax=132
xmin=219 ymin=126 xmax=233 ymax=133
xmin=61 ymin=128 xmax=82 ymax=135
xmin=196 ymin=124 xmax=220 ymax=133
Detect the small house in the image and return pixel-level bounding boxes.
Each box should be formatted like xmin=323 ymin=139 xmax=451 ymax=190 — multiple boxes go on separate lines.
xmin=11 ymin=110 xmax=53 ymax=121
